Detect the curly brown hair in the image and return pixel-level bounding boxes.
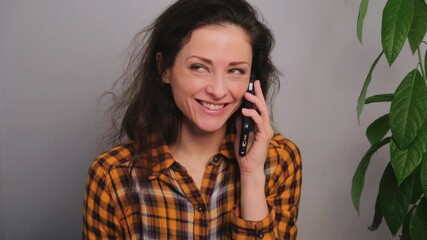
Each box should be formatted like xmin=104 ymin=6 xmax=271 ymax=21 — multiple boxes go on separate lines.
xmin=106 ymin=0 xmax=280 ymax=168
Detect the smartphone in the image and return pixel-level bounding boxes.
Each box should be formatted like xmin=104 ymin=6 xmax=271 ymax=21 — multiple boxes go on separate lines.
xmin=238 ymin=73 xmax=256 ymax=156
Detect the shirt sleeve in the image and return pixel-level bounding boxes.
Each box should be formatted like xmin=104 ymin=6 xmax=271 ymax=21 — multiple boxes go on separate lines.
xmin=83 ymin=159 xmax=124 ymax=239
xmin=231 ymin=134 xmax=302 ymax=239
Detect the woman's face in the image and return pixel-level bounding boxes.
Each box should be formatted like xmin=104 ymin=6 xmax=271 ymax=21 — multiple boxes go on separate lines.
xmin=163 ymin=24 xmax=252 ymax=135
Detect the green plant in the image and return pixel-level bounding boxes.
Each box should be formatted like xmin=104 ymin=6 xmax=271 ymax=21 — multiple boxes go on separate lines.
xmin=351 ymin=0 xmax=427 ymax=239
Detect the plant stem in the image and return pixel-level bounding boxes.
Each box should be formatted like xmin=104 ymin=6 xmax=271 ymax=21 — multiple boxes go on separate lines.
xmin=417 ymin=47 xmax=426 ymax=81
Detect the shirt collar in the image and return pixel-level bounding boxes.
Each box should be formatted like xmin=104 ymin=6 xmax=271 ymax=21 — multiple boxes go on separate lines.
xmin=147 ymin=130 xmax=237 ymax=180
xmin=218 ymin=131 xmax=236 ymax=160
xmin=147 ymin=141 xmax=176 ymax=180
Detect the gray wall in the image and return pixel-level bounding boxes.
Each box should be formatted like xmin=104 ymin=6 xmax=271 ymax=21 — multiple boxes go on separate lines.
xmin=0 ymin=0 xmax=415 ymax=239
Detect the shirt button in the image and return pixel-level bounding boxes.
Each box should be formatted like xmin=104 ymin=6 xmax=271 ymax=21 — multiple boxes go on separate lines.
xmin=256 ymin=231 xmax=264 ymax=239
xmin=197 ymin=205 xmax=205 ymax=212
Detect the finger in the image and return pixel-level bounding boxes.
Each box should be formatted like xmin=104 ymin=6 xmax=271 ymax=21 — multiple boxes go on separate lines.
xmin=243 ymin=80 xmax=274 ymax=137
xmin=241 ymin=108 xmax=264 ymax=133
xmin=254 ymin=80 xmax=267 ymax=104
xmin=242 ymin=104 xmax=274 ymax=139
xmin=246 ymin=129 xmax=255 ymax=151
xmin=241 ymin=108 xmax=273 ymax=151
xmin=253 ymin=80 xmax=269 ymax=115
xmin=244 ymin=92 xmax=270 ymax=121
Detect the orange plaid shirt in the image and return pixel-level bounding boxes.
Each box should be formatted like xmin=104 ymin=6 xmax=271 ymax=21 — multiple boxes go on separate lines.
xmin=83 ymin=132 xmax=301 ymax=239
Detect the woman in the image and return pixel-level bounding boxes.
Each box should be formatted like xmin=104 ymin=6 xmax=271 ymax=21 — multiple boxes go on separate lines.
xmin=83 ymin=0 xmax=301 ymax=239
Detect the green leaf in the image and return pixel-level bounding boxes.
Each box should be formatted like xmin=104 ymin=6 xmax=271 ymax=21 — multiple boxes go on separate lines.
xmin=357 ymin=0 xmax=370 ymax=43
xmin=390 ymin=120 xmax=427 ymax=186
xmin=365 ymin=93 xmax=394 ymax=104
xmin=368 ymin=195 xmax=383 ymax=231
xmin=425 ymin=48 xmax=427 ymax=78
xmin=410 ymin=198 xmax=427 ymax=240
xmin=401 ymin=206 xmax=416 ymax=240
xmin=382 ymin=0 xmax=415 ymax=65
xmin=357 ymin=51 xmax=384 ymax=121
xmin=379 ymin=164 xmax=413 ymax=235
xmin=366 ymin=114 xmax=390 ymax=145
xmin=352 ymin=137 xmax=391 ymax=213
xmin=421 ymin=156 xmax=427 ymax=196
xmin=390 ymin=69 xmax=427 ymax=149
xmin=408 ymin=0 xmax=427 ymax=53
xmin=410 ymin=165 xmax=423 ymax=203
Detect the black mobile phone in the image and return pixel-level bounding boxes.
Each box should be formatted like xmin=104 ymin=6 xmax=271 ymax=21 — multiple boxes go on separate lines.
xmin=238 ymin=73 xmax=256 ymax=156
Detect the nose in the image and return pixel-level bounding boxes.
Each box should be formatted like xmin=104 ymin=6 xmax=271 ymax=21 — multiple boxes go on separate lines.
xmin=206 ymin=74 xmax=227 ymax=99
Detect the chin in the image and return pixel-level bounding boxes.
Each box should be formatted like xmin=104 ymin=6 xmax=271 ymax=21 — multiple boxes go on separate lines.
xmin=198 ymin=123 xmax=227 ymax=134
xmin=190 ymin=118 xmax=229 ymax=134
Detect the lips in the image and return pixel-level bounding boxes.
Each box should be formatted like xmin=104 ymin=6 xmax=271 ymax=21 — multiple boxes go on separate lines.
xmin=197 ymin=100 xmax=226 ymax=111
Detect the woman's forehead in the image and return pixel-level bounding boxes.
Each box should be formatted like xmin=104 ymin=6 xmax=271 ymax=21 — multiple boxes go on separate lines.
xmin=176 ymin=24 xmax=252 ymax=63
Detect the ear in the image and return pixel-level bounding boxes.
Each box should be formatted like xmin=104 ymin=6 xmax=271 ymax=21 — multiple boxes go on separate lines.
xmin=156 ymin=52 xmax=170 ymax=84
xmin=155 ymin=52 xmax=163 ymax=71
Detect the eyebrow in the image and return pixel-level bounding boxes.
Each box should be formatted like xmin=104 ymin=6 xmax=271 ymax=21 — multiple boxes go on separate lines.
xmin=186 ymin=55 xmax=250 ymax=66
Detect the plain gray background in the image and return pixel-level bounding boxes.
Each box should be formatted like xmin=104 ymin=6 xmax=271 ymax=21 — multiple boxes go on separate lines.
xmin=0 ymin=0 xmax=418 ymax=239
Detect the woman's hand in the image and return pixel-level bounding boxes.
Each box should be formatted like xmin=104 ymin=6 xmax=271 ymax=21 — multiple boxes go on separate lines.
xmin=235 ymin=80 xmax=274 ymax=176
xmin=234 ymin=79 xmax=273 ymax=221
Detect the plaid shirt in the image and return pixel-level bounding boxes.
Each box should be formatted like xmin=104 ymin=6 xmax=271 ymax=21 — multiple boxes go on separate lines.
xmin=83 ymin=132 xmax=301 ymax=239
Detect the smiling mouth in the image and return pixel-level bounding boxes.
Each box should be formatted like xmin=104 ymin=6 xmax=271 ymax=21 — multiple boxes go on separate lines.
xmin=197 ymin=100 xmax=226 ymax=111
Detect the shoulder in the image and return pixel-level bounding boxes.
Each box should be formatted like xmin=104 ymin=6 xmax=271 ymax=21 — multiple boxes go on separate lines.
xmin=265 ymin=133 xmax=302 ymax=179
xmin=270 ymin=133 xmax=301 ymax=164
xmin=84 ymin=142 xmax=138 ymax=224
xmin=87 ymin=142 xmax=136 ymax=178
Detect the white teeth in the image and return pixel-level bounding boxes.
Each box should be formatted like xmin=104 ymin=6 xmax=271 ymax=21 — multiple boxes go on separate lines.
xmin=201 ymin=101 xmax=224 ymax=110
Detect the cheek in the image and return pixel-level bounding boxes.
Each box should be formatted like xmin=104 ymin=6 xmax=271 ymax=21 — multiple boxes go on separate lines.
xmin=231 ymin=82 xmax=250 ymax=100
xmin=169 ymin=80 xmax=200 ymax=105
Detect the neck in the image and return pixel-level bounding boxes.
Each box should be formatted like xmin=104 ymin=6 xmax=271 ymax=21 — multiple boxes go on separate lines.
xmin=170 ymin=120 xmax=227 ymax=167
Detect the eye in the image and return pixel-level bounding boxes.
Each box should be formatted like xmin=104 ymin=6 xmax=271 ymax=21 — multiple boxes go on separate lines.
xmin=228 ymin=68 xmax=245 ymax=75
xmin=190 ymin=64 xmax=208 ymax=72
